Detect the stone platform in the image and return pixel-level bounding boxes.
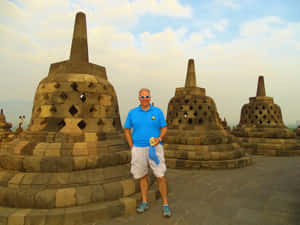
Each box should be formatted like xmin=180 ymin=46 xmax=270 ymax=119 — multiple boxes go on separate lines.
xmin=93 ymin=156 xmax=300 ymax=225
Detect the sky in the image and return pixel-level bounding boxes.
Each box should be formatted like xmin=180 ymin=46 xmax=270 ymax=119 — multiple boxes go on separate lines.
xmin=0 ymin=0 xmax=300 ymax=128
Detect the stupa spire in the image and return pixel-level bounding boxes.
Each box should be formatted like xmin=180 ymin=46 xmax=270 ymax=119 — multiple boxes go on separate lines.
xmin=256 ymin=75 xmax=266 ymax=97
xmin=70 ymin=12 xmax=89 ymax=62
xmin=185 ymin=58 xmax=196 ymax=88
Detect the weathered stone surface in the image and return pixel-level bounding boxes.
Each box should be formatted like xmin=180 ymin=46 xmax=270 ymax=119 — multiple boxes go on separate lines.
xmin=0 ymin=11 xmax=149 ymax=224
xmin=0 ymin=109 xmax=13 ymax=144
xmin=56 ymin=188 xmax=76 ymax=208
xmin=35 ymin=189 xmax=56 ymax=209
xmin=233 ymin=76 xmax=300 ymax=156
xmin=164 ymin=59 xmax=251 ymax=169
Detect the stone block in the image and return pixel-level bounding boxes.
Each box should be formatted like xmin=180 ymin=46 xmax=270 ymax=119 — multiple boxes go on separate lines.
xmin=16 ymin=189 xmax=36 ymax=208
xmin=44 ymin=208 xmax=64 ymax=225
xmin=40 ymin=157 xmax=57 ymax=172
xmin=120 ymin=197 xmax=136 ymax=215
xmin=91 ymin=185 xmax=105 ymax=202
xmin=107 ymin=200 xmax=124 ymax=218
xmin=48 ymin=173 xmax=69 ymax=187
xmin=31 ymin=174 xmax=50 ymax=186
xmin=76 ymin=186 xmax=92 ymax=205
xmin=7 ymin=209 xmax=31 ymax=225
xmin=33 ymin=148 xmax=45 ymax=156
xmin=120 ymin=179 xmax=136 ymax=197
xmin=103 ymin=165 xmax=126 ymax=180
xmin=64 ymin=207 xmax=83 ymax=225
xmin=24 ymin=210 xmax=47 ymax=225
xmin=72 ymin=157 xmax=87 ymax=170
xmin=13 ymin=141 xmax=29 ymax=155
xmin=69 ymin=172 xmax=87 ymax=185
xmin=86 ymin=156 xmax=97 ymax=168
xmin=103 ymin=182 xmax=123 ymax=201
xmin=45 ymin=148 xmax=61 ymax=157
xmin=23 ymin=157 xmax=41 ymax=172
xmin=81 ymin=203 xmax=110 ymax=224
xmin=35 ymin=189 xmax=56 ymax=209
xmin=88 ymin=169 xmax=104 ymax=184
xmin=56 ymin=188 xmax=76 ymax=208
xmin=85 ymin=133 xmax=97 ymax=142
xmin=72 ymin=142 xmax=88 ymax=156
xmin=56 ymin=157 xmax=73 ymax=172
xmin=0 ymin=172 xmax=18 ymax=186
xmin=7 ymin=156 xmax=23 ymax=171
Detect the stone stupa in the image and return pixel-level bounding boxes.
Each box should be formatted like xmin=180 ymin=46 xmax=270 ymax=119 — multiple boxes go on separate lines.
xmin=233 ymin=76 xmax=300 ymax=156
xmin=0 ymin=12 xmax=155 ymax=224
xmin=0 ymin=109 xmax=13 ymax=145
xmin=164 ymin=59 xmax=252 ymax=169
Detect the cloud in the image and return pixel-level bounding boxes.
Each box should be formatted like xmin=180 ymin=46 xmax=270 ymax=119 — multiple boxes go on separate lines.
xmin=217 ymin=0 xmax=241 ymax=10
xmin=0 ymin=1 xmax=299 ymax=127
xmin=213 ymin=19 xmax=228 ymax=31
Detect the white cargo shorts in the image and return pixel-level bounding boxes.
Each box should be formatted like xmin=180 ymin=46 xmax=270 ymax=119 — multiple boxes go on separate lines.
xmin=131 ymin=144 xmax=167 ymax=179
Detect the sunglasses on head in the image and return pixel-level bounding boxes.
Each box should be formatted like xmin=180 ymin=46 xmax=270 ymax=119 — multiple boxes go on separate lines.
xmin=139 ymin=96 xmax=150 ymax=99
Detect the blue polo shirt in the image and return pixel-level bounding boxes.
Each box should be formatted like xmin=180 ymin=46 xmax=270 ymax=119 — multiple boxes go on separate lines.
xmin=124 ymin=105 xmax=167 ymax=147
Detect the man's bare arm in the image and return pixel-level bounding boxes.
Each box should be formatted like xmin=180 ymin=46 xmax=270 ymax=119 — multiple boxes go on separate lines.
xmin=124 ymin=128 xmax=133 ymax=148
xmin=154 ymin=126 xmax=168 ymax=145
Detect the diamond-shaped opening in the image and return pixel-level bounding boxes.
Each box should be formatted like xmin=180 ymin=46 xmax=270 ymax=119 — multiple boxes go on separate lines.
xmin=89 ymin=105 xmax=96 ymax=112
xmin=198 ymin=118 xmax=203 ymax=124
xmin=97 ymin=119 xmax=104 ymax=126
xmin=184 ymin=112 xmax=188 ymax=118
xmin=78 ymin=120 xmax=86 ymax=130
xmin=80 ymin=93 xmax=86 ymax=102
xmin=55 ymin=83 xmax=60 ymax=88
xmin=58 ymin=120 xmax=66 ymax=128
xmin=88 ymin=82 xmax=94 ymax=88
xmin=50 ymin=105 xmax=57 ymax=112
xmin=60 ymin=92 xmax=68 ymax=100
xmin=71 ymin=82 xmax=78 ymax=91
xmin=69 ymin=105 xmax=78 ymax=116
xmin=188 ymin=118 xmax=193 ymax=124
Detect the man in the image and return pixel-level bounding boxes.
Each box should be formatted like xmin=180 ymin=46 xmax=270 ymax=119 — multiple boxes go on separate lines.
xmin=124 ymin=88 xmax=171 ymax=217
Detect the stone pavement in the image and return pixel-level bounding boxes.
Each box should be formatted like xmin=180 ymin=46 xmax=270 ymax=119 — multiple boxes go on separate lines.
xmin=92 ymin=156 xmax=300 ymax=225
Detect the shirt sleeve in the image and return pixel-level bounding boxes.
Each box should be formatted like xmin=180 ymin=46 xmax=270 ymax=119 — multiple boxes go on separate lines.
xmin=158 ymin=109 xmax=167 ymax=128
xmin=124 ymin=111 xmax=132 ymax=129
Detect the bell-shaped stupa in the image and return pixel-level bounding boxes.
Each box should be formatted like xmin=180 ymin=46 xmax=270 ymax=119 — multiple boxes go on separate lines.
xmin=164 ymin=59 xmax=252 ymax=169
xmin=233 ymin=76 xmax=300 ymax=156
xmin=0 ymin=109 xmax=13 ymax=145
xmin=0 ymin=12 xmax=155 ymax=224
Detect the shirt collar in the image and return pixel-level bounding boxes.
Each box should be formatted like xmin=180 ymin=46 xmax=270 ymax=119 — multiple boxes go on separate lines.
xmin=138 ymin=104 xmax=153 ymax=112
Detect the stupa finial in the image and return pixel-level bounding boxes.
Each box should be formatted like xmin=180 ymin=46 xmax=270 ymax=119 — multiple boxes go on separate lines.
xmin=70 ymin=11 xmax=89 ymax=62
xmin=256 ymin=75 xmax=266 ymax=97
xmin=185 ymin=58 xmax=196 ymax=88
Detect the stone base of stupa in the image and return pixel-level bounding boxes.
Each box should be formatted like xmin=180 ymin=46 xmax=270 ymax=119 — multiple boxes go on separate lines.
xmin=0 ymin=184 xmax=157 ymax=225
xmin=164 ymin=131 xmax=252 ymax=169
xmin=233 ymin=127 xmax=300 ymax=156
xmin=235 ymin=137 xmax=300 ymax=156
xmin=0 ymin=134 xmax=158 ymax=225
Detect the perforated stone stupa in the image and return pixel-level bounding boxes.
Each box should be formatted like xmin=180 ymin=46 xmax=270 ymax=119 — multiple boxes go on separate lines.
xmin=163 ymin=59 xmax=252 ymax=169
xmin=233 ymin=76 xmax=300 ymax=156
xmin=0 ymin=109 xmax=13 ymax=146
xmin=0 ymin=12 xmax=154 ymax=224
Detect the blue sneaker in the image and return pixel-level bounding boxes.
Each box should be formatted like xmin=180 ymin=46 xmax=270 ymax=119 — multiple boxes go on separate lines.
xmin=163 ymin=205 xmax=171 ymax=217
xmin=136 ymin=202 xmax=149 ymax=213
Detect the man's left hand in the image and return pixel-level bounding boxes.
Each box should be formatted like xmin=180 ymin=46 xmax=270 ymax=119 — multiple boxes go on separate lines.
xmin=153 ymin=137 xmax=161 ymax=146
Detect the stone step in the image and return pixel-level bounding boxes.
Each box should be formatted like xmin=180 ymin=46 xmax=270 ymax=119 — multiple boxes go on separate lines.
xmin=166 ymin=156 xmax=252 ymax=169
xmin=0 ymin=151 xmax=131 ymax=172
xmin=165 ymin=149 xmax=244 ymax=161
xmin=0 ymin=186 xmax=158 ymax=225
xmin=0 ymin=164 xmax=131 ymax=188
